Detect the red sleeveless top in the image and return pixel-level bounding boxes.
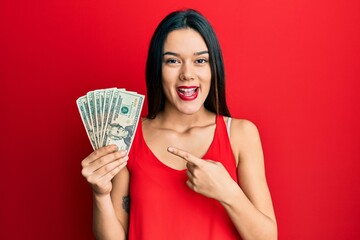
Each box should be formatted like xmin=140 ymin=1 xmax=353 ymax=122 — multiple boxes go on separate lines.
xmin=127 ymin=115 xmax=241 ymax=239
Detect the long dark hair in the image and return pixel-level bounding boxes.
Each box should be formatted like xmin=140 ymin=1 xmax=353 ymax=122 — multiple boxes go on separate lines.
xmin=146 ymin=9 xmax=231 ymax=119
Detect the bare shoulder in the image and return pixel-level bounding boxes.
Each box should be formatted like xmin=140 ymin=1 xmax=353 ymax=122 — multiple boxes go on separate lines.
xmin=226 ymin=117 xmax=263 ymax=166
xmin=230 ymin=118 xmax=259 ymax=134
xmin=228 ymin=118 xmax=261 ymax=147
xmin=228 ymin=118 xmax=276 ymax=226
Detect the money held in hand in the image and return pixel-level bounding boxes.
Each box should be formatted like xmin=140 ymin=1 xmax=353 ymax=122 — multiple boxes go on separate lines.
xmin=76 ymin=88 xmax=144 ymax=152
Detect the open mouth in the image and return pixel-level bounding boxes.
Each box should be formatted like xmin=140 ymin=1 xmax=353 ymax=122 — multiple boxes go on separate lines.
xmin=176 ymin=86 xmax=199 ymax=101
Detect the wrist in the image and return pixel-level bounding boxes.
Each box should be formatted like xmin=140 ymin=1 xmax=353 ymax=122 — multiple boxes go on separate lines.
xmin=93 ymin=192 xmax=112 ymax=202
xmin=219 ymin=182 xmax=242 ymax=207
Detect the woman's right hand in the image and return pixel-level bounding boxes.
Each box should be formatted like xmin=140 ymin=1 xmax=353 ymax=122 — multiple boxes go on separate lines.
xmin=81 ymin=144 xmax=128 ymax=196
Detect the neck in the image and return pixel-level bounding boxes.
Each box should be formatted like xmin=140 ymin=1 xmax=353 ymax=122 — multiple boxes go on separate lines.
xmin=155 ymin=106 xmax=216 ymax=132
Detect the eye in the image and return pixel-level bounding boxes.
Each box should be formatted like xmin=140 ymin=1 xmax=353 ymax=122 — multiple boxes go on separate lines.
xmin=195 ymin=58 xmax=208 ymax=64
xmin=165 ymin=58 xmax=180 ymax=64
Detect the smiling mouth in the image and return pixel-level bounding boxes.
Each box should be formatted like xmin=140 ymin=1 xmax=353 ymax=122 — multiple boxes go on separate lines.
xmin=176 ymin=86 xmax=199 ymax=100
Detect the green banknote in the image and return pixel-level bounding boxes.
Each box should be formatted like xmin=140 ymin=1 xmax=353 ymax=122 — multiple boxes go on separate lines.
xmin=76 ymin=88 xmax=144 ymax=152
xmin=76 ymin=96 xmax=96 ymax=149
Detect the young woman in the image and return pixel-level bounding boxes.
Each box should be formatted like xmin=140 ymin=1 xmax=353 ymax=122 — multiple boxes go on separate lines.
xmin=81 ymin=9 xmax=277 ymax=240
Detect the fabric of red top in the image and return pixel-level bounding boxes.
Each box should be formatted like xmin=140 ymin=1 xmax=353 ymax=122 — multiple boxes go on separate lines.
xmin=127 ymin=115 xmax=241 ymax=239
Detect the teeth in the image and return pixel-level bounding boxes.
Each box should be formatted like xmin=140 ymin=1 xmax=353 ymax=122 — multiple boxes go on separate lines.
xmin=179 ymin=88 xmax=196 ymax=93
xmin=178 ymin=87 xmax=198 ymax=97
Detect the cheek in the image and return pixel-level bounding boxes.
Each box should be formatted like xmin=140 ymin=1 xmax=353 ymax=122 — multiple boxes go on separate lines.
xmin=197 ymin=66 xmax=211 ymax=79
xmin=161 ymin=80 xmax=173 ymax=101
xmin=162 ymin=67 xmax=178 ymax=83
xmin=199 ymin=68 xmax=212 ymax=86
xmin=161 ymin=79 xmax=170 ymax=92
xmin=161 ymin=69 xmax=177 ymax=92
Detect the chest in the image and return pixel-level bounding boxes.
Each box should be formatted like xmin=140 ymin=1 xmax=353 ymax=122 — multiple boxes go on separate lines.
xmin=142 ymin=124 xmax=216 ymax=170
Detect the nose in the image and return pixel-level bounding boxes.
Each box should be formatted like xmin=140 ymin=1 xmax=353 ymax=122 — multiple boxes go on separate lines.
xmin=179 ymin=62 xmax=195 ymax=81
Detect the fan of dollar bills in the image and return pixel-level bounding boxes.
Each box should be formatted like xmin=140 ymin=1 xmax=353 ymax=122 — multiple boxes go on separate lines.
xmin=76 ymin=88 xmax=144 ymax=151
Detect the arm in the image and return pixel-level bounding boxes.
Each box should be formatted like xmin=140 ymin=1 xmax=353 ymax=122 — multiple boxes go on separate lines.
xmin=81 ymin=145 xmax=130 ymax=240
xmin=167 ymin=119 xmax=277 ymax=240
xmin=223 ymin=119 xmax=277 ymax=240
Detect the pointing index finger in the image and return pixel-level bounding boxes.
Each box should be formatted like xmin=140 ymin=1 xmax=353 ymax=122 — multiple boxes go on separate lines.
xmin=167 ymin=147 xmax=202 ymax=166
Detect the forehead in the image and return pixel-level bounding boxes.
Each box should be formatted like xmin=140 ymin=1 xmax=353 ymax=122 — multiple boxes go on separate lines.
xmin=163 ymin=28 xmax=208 ymax=53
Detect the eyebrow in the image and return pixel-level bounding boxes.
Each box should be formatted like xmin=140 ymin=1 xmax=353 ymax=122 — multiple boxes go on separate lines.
xmin=162 ymin=50 xmax=209 ymax=56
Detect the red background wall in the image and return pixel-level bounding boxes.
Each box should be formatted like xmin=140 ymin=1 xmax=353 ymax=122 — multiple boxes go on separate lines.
xmin=1 ymin=1 xmax=359 ymax=239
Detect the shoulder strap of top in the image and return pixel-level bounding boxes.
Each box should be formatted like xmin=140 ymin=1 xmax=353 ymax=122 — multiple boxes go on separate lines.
xmin=227 ymin=117 xmax=232 ymax=137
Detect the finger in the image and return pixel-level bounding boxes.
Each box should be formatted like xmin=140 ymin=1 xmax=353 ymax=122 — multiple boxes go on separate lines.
xmin=97 ymin=160 xmax=128 ymax=184
xmin=186 ymin=180 xmax=198 ymax=192
xmin=94 ymin=155 xmax=128 ymax=176
xmin=186 ymin=169 xmax=193 ymax=179
xmin=87 ymin=156 xmax=128 ymax=183
xmin=167 ymin=147 xmax=203 ymax=166
xmin=82 ymin=151 xmax=127 ymax=177
xmin=186 ymin=162 xmax=196 ymax=172
xmin=82 ymin=144 xmax=119 ymax=167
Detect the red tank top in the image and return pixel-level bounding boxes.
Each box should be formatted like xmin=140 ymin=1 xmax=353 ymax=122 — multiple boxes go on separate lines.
xmin=127 ymin=115 xmax=241 ymax=239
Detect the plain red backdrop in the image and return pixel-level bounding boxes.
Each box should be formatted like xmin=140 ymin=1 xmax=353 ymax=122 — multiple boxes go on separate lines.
xmin=1 ymin=0 xmax=359 ymax=239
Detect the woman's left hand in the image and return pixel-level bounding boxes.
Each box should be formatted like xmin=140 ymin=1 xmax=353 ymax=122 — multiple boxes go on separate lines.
xmin=167 ymin=146 xmax=239 ymax=202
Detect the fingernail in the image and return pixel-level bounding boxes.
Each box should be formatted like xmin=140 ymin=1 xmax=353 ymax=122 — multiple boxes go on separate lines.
xmin=167 ymin=147 xmax=174 ymax=152
xmin=121 ymin=150 xmax=128 ymax=155
xmin=119 ymin=156 xmax=129 ymax=163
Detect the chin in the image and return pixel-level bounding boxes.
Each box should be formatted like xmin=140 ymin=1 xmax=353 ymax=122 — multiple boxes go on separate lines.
xmin=177 ymin=104 xmax=204 ymax=115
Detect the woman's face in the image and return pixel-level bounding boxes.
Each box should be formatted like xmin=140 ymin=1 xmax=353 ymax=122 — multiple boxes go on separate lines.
xmin=161 ymin=28 xmax=211 ymax=115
